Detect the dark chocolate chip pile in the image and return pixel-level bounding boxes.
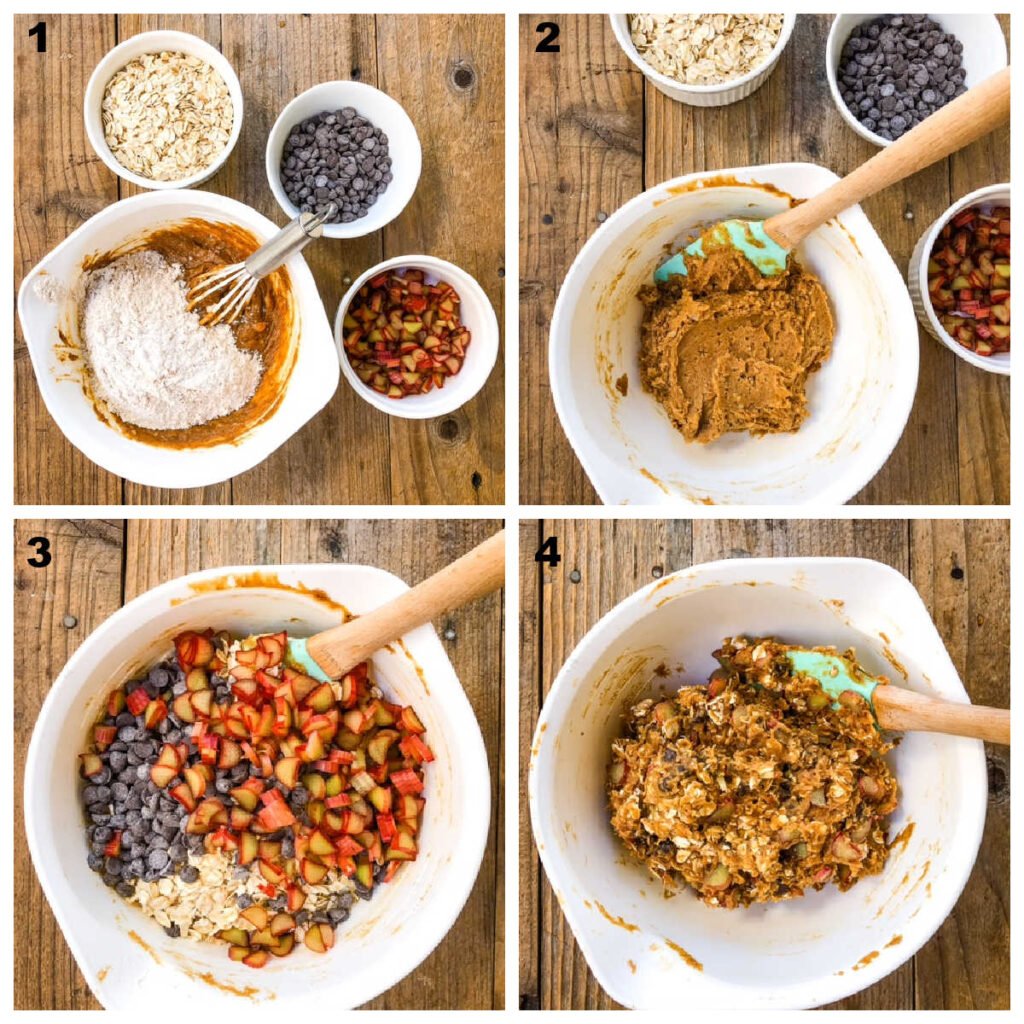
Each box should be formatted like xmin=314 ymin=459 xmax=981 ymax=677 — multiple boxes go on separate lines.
xmin=838 ymin=15 xmax=967 ymax=142
xmin=81 ymin=660 xmax=378 ymax=925
xmin=280 ymin=107 xmax=393 ymax=224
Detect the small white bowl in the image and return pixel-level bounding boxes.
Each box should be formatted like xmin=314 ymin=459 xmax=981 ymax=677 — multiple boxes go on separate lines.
xmin=826 ymin=14 xmax=1007 ymax=148
xmin=908 ymin=183 xmax=1010 ymax=375
xmin=550 ymin=163 xmax=919 ymax=506
xmin=335 ymin=255 xmax=499 ymax=419
xmin=266 ymin=81 xmax=421 ymax=240
xmin=16 ymin=190 xmax=339 ymax=489
xmin=609 ymin=14 xmax=796 ymax=107
xmin=530 ymin=556 xmax=986 ymax=1009
xmin=24 ymin=563 xmax=491 ymax=1009
xmin=84 ymin=30 xmax=243 ymax=189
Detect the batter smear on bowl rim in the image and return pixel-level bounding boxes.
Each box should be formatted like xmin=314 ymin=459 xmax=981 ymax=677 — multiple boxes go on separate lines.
xmin=638 ymin=241 xmax=835 ymax=444
xmin=79 ymin=627 xmax=431 ymax=967
xmin=608 ymin=637 xmax=897 ymax=907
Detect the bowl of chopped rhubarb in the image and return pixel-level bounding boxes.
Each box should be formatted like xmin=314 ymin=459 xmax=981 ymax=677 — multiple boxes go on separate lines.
xmin=336 ymin=255 xmax=499 ymax=418
xmin=910 ymin=183 xmax=1010 ymax=374
xmin=24 ymin=564 xmax=489 ymax=1009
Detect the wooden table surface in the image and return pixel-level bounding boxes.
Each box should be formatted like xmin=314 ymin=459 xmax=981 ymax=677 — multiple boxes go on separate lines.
xmin=519 ymin=14 xmax=1010 ymax=505
xmin=519 ymin=518 xmax=1009 ymax=1009
xmin=14 ymin=518 xmax=504 ymax=1010
xmin=14 ymin=14 xmax=505 ymax=506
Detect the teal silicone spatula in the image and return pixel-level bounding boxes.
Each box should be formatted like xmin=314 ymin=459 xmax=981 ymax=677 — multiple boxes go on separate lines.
xmin=655 ymin=67 xmax=1010 ymax=283
xmin=786 ymin=648 xmax=1009 ymax=745
xmin=273 ymin=529 xmax=505 ymax=682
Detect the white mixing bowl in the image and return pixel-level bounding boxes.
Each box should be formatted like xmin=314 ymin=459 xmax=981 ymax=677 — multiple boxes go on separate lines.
xmin=549 ymin=163 xmax=919 ymax=505
xmin=24 ymin=563 xmax=490 ymax=1010
xmin=530 ymin=557 xmax=986 ymax=1009
xmin=17 ymin=190 xmax=339 ymax=489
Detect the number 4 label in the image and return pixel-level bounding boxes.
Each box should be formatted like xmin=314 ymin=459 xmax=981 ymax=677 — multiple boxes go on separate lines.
xmin=535 ymin=535 xmax=561 ymax=568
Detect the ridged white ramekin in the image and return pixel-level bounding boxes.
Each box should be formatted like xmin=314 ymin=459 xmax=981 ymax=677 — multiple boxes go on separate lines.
xmin=908 ymin=183 xmax=1010 ymax=376
xmin=609 ymin=13 xmax=795 ymax=107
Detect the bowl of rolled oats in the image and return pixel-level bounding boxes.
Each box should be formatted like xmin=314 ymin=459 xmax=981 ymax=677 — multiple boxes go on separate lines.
xmin=84 ymin=30 xmax=243 ymax=189
xmin=610 ymin=13 xmax=796 ymax=107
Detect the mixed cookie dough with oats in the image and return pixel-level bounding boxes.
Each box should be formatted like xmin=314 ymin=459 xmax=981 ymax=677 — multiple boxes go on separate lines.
xmin=101 ymin=51 xmax=233 ymax=181
xmin=638 ymin=243 xmax=834 ymax=443
xmin=608 ymin=637 xmax=898 ymax=908
xmin=628 ymin=14 xmax=784 ymax=86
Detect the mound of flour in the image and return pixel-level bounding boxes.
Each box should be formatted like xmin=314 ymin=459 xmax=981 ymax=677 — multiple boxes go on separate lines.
xmin=82 ymin=250 xmax=263 ymax=431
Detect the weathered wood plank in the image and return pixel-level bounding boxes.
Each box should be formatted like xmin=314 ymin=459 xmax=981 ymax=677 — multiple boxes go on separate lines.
xmin=14 ymin=15 xmax=123 ymax=505
xmin=376 ymin=15 xmax=506 ymax=506
xmin=519 ymin=14 xmax=642 ymax=503
xmin=13 ymin=518 xmax=125 ymax=1010
xmin=908 ymin=519 xmax=1009 ymax=1009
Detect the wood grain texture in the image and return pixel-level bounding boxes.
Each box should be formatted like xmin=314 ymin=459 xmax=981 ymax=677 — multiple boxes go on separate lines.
xmin=519 ymin=13 xmax=1009 ymax=505
xmin=519 ymin=518 xmax=1009 ymax=1010
xmin=14 ymin=14 xmax=504 ymax=505
xmin=14 ymin=519 xmax=504 ymax=1010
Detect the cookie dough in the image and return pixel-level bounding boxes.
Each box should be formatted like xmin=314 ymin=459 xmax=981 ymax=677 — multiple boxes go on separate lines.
xmin=638 ymin=246 xmax=835 ymax=444
xmin=608 ymin=637 xmax=897 ymax=909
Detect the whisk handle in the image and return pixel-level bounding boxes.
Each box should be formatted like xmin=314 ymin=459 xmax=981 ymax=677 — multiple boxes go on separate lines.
xmin=245 ymin=205 xmax=336 ymax=279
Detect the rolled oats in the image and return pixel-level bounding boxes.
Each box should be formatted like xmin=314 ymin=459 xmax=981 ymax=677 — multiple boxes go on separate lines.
xmin=101 ymin=50 xmax=234 ymax=181
xmin=129 ymin=850 xmax=354 ymax=943
xmin=628 ymin=14 xmax=784 ymax=87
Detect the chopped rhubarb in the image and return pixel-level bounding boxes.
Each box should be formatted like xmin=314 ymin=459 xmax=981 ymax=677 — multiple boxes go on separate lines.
xmin=125 ymin=687 xmax=150 ymax=715
xmin=929 ymin=202 xmax=1011 ymax=354
xmin=391 ymin=768 xmax=425 ymax=795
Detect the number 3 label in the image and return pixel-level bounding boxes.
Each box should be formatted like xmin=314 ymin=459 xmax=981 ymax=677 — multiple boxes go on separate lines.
xmin=27 ymin=536 xmax=52 ymax=568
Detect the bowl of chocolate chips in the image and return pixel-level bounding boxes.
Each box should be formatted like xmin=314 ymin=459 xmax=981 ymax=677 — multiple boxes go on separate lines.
xmin=266 ymin=80 xmax=422 ymax=239
xmin=826 ymin=14 xmax=1007 ymax=148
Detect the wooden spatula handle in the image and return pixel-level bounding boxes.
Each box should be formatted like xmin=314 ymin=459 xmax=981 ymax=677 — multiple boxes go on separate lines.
xmin=305 ymin=528 xmax=506 ymax=678
xmin=873 ymin=684 xmax=1009 ymax=745
xmin=765 ymin=66 xmax=1011 ymax=251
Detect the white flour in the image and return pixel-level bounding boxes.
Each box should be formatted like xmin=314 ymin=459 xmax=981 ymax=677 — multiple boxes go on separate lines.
xmin=82 ymin=250 xmax=262 ymax=431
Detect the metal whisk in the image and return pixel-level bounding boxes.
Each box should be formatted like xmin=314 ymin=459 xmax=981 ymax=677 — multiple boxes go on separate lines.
xmin=188 ymin=204 xmax=336 ymax=326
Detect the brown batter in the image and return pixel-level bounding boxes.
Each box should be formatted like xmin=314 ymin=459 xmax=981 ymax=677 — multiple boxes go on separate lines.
xmin=78 ymin=219 xmax=296 ymax=449
xmin=638 ymin=247 xmax=834 ymax=444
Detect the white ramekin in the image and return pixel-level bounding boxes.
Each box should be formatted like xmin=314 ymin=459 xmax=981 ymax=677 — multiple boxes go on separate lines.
xmin=609 ymin=13 xmax=796 ymax=107
xmin=266 ymin=81 xmax=421 ymax=240
xmin=530 ymin=556 xmax=986 ymax=1009
xmin=826 ymin=14 xmax=1007 ymax=148
xmin=84 ymin=30 xmax=244 ymax=189
xmin=24 ymin=563 xmax=491 ymax=1010
xmin=335 ymin=255 xmax=499 ymax=419
xmin=908 ymin=183 xmax=1010 ymax=376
